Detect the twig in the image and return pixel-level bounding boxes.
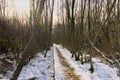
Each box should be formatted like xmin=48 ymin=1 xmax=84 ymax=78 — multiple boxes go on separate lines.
xmin=112 ymin=55 xmax=120 ymax=68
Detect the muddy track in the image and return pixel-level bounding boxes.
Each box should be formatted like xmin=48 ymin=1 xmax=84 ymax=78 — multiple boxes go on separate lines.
xmin=55 ymin=47 xmax=81 ymax=80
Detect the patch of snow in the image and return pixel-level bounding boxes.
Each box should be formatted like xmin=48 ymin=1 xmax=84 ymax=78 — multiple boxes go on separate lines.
xmin=18 ymin=47 xmax=54 ymax=80
xmin=55 ymin=44 xmax=120 ymax=80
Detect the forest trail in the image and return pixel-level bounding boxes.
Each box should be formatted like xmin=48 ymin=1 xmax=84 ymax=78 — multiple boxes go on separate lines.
xmin=55 ymin=47 xmax=81 ymax=80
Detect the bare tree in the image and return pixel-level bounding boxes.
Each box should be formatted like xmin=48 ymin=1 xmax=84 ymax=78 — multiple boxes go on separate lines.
xmin=10 ymin=0 xmax=46 ymax=80
xmin=65 ymin=0 xmax=70 ymax=33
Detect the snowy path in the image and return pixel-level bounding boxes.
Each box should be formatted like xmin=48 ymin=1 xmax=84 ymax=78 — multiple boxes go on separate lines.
xmin=55 ymin=47 xmax=81 ymax=80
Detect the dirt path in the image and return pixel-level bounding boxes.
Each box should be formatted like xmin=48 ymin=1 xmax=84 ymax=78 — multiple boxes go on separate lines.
xmin=55 ymin=47 xmax=81 ymax=80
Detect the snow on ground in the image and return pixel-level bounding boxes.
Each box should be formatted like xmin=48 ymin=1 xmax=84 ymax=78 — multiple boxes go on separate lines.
xmin=0 ymin=47 xmax=54 ymax=80
xmin=54 ymin=44 xmax=120 ymax=80
xmin=0 ymin=45 xmax=120 ymax=80
xmin=53 ymin=44 xmax=64 ymax=80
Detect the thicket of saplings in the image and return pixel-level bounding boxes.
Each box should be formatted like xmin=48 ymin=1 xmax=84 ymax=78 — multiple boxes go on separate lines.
xmin=0 ymin=15 xmax=52 ymax=75
xmin=53 ymin=11 xmax=120 ymax=73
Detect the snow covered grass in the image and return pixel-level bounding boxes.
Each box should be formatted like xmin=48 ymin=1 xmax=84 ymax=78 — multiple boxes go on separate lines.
xmin=0 ymin=47 xmax=54 ymax=80
xmin=55 ymin=44 xmax=120 ymax=80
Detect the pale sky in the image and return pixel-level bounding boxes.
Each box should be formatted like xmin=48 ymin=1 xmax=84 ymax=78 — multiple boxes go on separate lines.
xmin=53 ymin=0 xmax=58 ymax=24
xmin=6 ymin=0 xmax=30 ymax=18
xmin=6 ymin=0 xmax=58 ymax=24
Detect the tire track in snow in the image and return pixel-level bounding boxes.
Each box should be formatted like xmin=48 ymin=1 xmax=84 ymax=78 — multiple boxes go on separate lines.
xmin=55 ymin=47 xmax=81 ymax=80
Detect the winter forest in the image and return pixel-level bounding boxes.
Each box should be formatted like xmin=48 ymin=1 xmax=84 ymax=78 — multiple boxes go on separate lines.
xmin=0 ymin=0 xmax=120 ymax=80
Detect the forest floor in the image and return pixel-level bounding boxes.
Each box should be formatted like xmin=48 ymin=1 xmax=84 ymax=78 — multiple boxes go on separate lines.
xmin=0 ymin=44 xmax=120 ymax=80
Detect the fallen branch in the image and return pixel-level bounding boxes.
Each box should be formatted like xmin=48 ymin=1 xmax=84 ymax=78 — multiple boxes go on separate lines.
xmin=112 ymin=55 xmax=120 ymax=69
xmin=88 ymin=38 xmax=113 ymax=64
xmin=28 ymin=77 xmax=37 ymax=80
